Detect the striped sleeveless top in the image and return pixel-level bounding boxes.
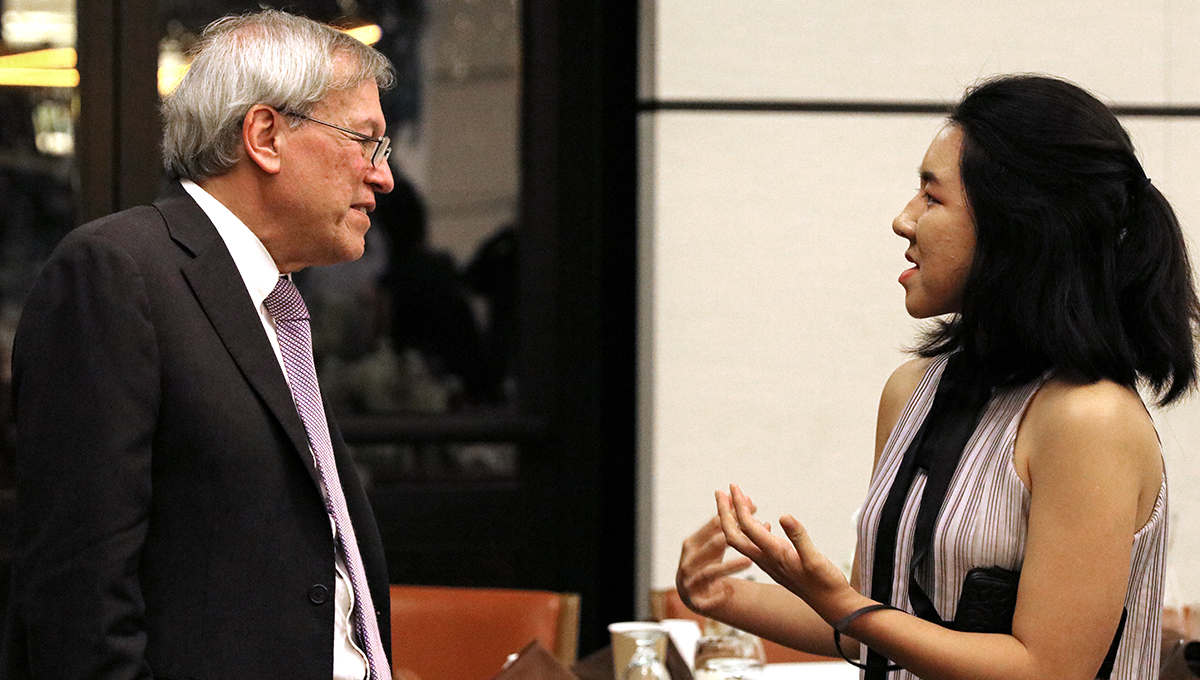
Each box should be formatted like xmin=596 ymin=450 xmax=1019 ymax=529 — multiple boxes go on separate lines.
xmin=856 ymin=354 xmax=1168 ymax=680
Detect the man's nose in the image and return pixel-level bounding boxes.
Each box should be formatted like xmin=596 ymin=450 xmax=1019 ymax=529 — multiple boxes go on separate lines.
xmin=368 ymin=159 xmax=395 ymax=194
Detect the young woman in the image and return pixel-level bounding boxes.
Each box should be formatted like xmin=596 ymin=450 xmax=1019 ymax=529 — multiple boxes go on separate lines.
xmin=676 ymin=74 xmax=1199 ymax=680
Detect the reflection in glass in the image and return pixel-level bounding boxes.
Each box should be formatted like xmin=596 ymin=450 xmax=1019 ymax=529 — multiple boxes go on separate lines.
xmin=295 ymin=0 xmax=522 ymax=420
xmin=307 ymin=176 xmax=511 ymax=413
xmin=0 ymin=0 xmax=78 ymax=489
xmin=0 ymin=0 xmax=78 ymax=619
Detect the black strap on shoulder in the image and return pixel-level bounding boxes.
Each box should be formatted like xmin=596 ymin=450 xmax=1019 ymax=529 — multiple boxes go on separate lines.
xmin=865 ymin=353 xmax=991 ymax=677
xmin=904 ymin=362 xmax=992 ymax=626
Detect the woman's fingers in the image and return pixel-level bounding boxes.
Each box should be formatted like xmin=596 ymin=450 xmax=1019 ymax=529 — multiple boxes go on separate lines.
xmin=717 ymin=488 xmax=762 ymax=558
xmin=730 ymin=484 xmax=770 ymax=540
xmin=680 ymin=510 xmax=758 ymax=576
xmin=779 ymin=514 xmax=812 ymax=554
xmin=682 ymin=513 xmax=729 ymax=562
xmin=779 ymin=514 xmax=829 ymax=571
xmin=730 ymin=484 xmax=791 ymax=562
xmin=677 ymin=510 xmax=756 ymax=614
xmin=708 ymin=488 xmax=853 ymax=614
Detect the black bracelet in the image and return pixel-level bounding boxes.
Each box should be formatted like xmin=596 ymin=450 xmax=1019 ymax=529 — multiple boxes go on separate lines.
xmin=832 ymin=603 xmax=903 ymax=671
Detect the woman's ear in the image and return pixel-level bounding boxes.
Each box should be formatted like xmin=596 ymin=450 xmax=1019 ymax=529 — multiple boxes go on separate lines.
xmin=242 ymin=105 xmax=284 ymax=174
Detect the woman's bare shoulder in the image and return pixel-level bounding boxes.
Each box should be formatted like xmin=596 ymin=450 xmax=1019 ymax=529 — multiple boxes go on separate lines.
xmin=880 ymin=357 xmax=932 ymax=416
xmin=1022 ymin=378 xmax=1156 ymax=447
xmin=874 ymin=357 xmax=933 ymax=464
xmin=1017 ymin=378 xmax=1162 ymax=525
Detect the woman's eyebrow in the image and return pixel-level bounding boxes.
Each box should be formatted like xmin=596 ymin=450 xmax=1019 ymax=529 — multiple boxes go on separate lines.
xmin=920 ymin=169 xmax=939 ymax=185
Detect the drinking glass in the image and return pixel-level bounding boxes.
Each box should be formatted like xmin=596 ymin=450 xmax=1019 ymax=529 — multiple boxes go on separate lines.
xmin=694 ymin=625 xmax=766 ymax=680
xmin=620 ymin=626 xmax=671 ymax=680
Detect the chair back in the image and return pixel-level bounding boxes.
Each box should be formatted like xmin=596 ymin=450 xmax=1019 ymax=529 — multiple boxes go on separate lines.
xmin=390 ymin=584 xmax=580 ymax=680
xmin=649 ymin=588 xmax=835 ymax=664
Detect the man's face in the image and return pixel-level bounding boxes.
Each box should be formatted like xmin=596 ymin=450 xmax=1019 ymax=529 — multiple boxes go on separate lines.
xmin=272 ymin=79 xmax=394 ymax=271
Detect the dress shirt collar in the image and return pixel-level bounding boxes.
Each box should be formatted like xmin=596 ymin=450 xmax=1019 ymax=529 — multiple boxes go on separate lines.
xmin=180 ymin=179 xmax=282 ymax=308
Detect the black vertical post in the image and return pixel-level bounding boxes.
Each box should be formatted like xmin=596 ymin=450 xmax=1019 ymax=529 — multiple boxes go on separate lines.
xmin=77 ymin=0 xmax=160 ymax=222
xmin=520 ymin=0 xmax=639 ymax=655
xmin=76 ymin=0 xmax=118 ymax=221
xmin=116 ymin=0 xmax=163 ymax=210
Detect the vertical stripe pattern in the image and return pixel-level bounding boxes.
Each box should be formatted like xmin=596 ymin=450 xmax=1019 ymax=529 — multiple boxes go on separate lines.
xmin=856 ymin=354 xmax=1168 ymax=680
xmin=265 ymin=276 xmax=390 ymax=680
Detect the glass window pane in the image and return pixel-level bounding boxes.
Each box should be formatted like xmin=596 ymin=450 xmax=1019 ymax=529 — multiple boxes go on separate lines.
xmin=296 ymin=0 xmax=522 ymax=420
xmin=0 ymin=0 xmax=78 ymax=617
xmin=0 ymin=0 xmax=78 ymax=481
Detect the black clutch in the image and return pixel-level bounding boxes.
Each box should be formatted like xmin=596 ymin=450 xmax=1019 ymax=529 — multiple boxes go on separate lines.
xmin=947 ymin=565 xmax=1124 ymax=680
xmin=950 ymin=565 xmax=1020 ymax=635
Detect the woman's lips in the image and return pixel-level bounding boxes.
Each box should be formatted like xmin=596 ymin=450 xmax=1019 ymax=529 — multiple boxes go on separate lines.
xmin=899 ymin=251 xmax=918 ymax=284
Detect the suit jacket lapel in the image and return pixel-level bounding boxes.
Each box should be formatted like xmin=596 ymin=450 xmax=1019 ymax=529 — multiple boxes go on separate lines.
xmin=153 ymin=190 xmax=321 ymax=485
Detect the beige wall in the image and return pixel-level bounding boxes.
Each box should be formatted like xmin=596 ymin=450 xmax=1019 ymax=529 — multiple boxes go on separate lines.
xmin=639 ymin=0 xmax=1200 ymax=614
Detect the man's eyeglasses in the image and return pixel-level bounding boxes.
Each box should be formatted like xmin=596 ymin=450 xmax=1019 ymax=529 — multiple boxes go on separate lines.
xmin=282 ymin=110 xmax=391 ymax=167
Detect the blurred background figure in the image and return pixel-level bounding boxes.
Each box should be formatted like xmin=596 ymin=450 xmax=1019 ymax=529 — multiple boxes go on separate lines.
xmin=300 ymin=174 xmax=509 ymax=414
xmin=375 ymin=175 xmax=505 ymax=408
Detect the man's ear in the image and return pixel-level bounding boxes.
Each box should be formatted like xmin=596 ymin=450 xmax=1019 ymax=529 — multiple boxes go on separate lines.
xmin=243 ymin=105 xmax=284 ymax=174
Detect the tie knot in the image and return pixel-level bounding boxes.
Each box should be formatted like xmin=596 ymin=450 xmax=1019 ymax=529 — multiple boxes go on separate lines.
xmin=263 ymin=276 xmax=309 ymax=322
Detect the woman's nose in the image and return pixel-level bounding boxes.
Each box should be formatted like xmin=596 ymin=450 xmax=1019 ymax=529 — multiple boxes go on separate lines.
xmin=893 ymin=199 xmax=918 ymax=240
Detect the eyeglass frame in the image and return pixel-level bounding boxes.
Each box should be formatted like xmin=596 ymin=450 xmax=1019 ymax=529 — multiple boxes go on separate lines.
xmin=279 ymin=109 xmax=392 ymax=167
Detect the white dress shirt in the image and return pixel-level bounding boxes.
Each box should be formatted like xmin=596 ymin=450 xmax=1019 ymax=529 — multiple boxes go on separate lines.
xmin=181 ymin=180 xmax=371 ymax=680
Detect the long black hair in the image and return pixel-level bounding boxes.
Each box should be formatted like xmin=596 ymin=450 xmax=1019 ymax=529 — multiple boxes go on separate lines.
xmin=917 ymin=74 xmax=1199 ymax=405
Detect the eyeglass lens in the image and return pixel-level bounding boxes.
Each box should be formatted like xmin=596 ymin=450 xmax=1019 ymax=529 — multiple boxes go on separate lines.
xmin=372 ymin=138 xmax=392 ymax=166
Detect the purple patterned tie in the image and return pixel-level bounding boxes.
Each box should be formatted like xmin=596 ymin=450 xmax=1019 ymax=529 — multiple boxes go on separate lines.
xmin=264 ymin=276 xmax=390 ymax=680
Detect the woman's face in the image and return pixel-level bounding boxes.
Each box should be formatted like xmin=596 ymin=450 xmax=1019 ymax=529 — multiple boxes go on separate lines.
xmin=892 ymin=125 xmax=976 ymax=319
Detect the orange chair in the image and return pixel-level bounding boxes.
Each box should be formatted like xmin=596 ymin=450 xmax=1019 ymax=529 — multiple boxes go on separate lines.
xmin=649 ymin=588 xmax=836 ymax=664
xmin=390 ymin=584 xmax=580 ymax=680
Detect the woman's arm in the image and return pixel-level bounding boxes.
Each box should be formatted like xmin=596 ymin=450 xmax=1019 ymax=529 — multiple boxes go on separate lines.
xmin=676 ymin=512 xmax=841 ymax=655
xmin=675 ymin=358 xmax=930 ymax=657
xmin=721 ymin=378 xmax=1159 ymax=680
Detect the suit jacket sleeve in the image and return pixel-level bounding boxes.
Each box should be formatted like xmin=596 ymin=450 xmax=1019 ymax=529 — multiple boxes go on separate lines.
xmin=7 ymin=227 xmax=160 ymax=679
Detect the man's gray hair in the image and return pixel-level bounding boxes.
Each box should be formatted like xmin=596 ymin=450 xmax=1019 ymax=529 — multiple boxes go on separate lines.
xmin=161 ymin=9 xmax=395 ymax=181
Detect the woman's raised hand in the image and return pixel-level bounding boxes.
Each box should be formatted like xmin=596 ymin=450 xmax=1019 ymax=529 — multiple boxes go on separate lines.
xmin=675 ymin=511 xmax=754 ymax=618
xmin=717 ymin=484 xmax=857 ymax=622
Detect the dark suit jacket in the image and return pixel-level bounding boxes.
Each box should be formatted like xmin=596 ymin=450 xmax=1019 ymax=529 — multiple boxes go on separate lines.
xmin=1 ymin=187 xmax=391 ymax=679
